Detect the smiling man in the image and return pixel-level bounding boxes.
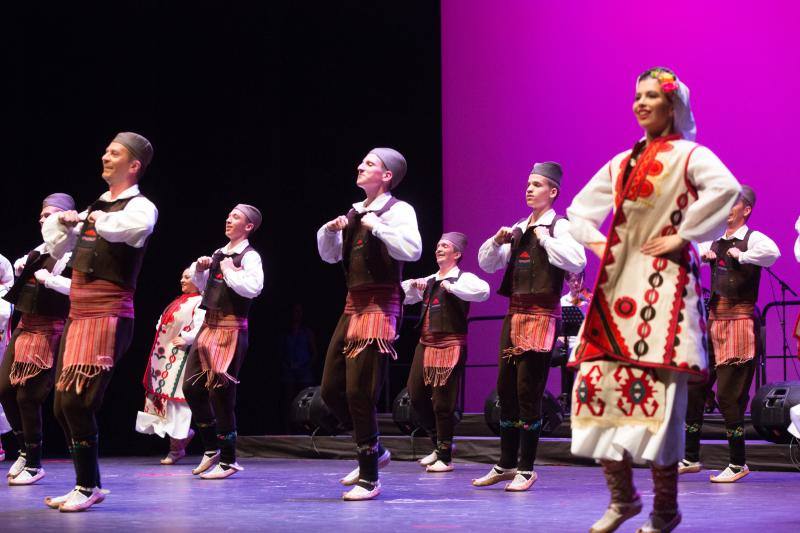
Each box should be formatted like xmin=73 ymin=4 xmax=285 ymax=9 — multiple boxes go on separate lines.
xmin=476 ymin=162 xmax=586 ymax=492
xmin=317 ymin=147 xmax=422 ymax=501
xmin=402 ymin=232 xmax=489 ymax=473
xmin=41 ymin=132 xmax=157 ymax=512
xmin=184 ymin=204 xmax=264 ymax=480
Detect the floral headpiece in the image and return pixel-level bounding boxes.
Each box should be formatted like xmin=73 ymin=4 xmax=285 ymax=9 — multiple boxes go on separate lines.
xmin=646 ymin=69 xmax=679 ymax=94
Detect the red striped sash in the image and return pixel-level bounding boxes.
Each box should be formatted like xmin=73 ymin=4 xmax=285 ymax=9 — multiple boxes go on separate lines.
xmin=190 ymin=311 xmax=247 ymax=389
xmin=57 ymin=271 xmax=135 ymax=393
xmin=10 ymin=314 xmax=65 ymax=386
xmin=343 ymin=284 xmax=402 ymax=359
xmin=709 ymin=298 xmax=755 ymax=365
xmin=419 ymin=312 xmax=465 ymax=386
xmin=504 ymin=294 xmax=559 ymax=356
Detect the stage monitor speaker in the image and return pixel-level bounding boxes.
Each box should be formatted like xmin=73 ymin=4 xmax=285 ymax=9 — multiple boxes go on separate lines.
xmin=290 ymin=385 xmax=344 ymax=436
xmin=483 ymin=388 xmax=563 ymax=437
xmin=751 ymin=381 xmax=800 ymax=444
xmin=392 ymin=387 xmax=463 ymax=436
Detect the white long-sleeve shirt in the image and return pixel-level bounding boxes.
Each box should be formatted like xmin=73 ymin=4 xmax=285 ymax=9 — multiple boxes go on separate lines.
xmin=794 ymin=216 xmax=800 ymax=263
xmin=317 ymin=192 xmax=422 ymax=264
xmin=477 ymin=209 xmax=586 ymax=274
xmin=0 ymin=253 xmax=12 ymax=329
xmin=567 ymin=145 xmax=741 ymax=247
xmin=401 ymin=266 xmax=491 ymax=305
xmin=189 ymin=239 xmax=264 ymax=299
xmin=13 ymin=244 xmax=72 ymax=296
xmin=42 ymin=184 xmax=158 ymax=259
xmin=697 ymin=225 xmax=780 ymax=268
xmin=154 ymin=295 xmax=207 ymax=345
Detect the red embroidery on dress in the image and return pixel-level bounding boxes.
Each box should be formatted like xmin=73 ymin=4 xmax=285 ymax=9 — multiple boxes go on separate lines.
xmin=574 ymin=364 xmax=605 ymax=417
xmin=613 ymin=366 xmax=660 ymax=417
xmin=614 ymin=297 xmax=636 ymax=319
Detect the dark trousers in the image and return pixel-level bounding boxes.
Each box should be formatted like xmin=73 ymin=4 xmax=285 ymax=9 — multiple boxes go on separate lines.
xmin=0 ymin=327 xmax=58 ymax=448
xmin=182 ymin=327 xmax=249 ymax=436
xmin=320 ymin=314 xmax=388 ymax=447
xmin=406 ymin=342 xmax=463 ymax=445
xmin=53 ymin=317 xmax=134 ymax=442
xmin=496 ymin=315 xmax=552 ymax=471
xmin=53 ymin=317 xmax=134 ymax=487
xmin=686 ymin=357 xmax=754 ymax=464
xmin=497 ymin=316 xmax=553 ymax=423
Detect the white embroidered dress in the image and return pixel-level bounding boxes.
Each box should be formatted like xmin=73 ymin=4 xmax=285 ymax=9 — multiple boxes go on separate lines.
xmin=135 ymin=293 xmax=205 ymax=439
xmin=566 ymin=135 xmax=740 ymax=465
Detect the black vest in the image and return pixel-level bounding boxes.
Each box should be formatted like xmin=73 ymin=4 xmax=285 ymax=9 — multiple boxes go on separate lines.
xmin=498 ymin=215 xmax=566 ymax=298
xmin=3 ymin=249 xmax=71 ymax=318
xmin=342 ymin=197 xmax=404 ymax=288
xmin=415 ymin=271 xmax=470 ymax=335
xmin=68 ymin=195 xmax=150 ymax=290
xmin=199 ymin=245 xmax=256 ymax=317
xmin=710 ymin=230 xmax=761 ymax=302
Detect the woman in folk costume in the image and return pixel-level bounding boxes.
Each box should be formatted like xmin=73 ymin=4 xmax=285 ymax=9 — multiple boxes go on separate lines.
xmin=136 ymin=268 xmax=205 ymax=464
xmin=566 ymin=67 xmax=740 ymax=533
xmin=0 ymin=254 xmax=14 ymax=461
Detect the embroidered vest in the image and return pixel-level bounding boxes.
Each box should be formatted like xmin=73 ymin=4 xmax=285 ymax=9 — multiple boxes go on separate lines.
xmin=199 ymin=245 xmax=255 ymax=318
xmin=415 ymin=271 xmax=470 ymax=334
xmin=342 ymin=197 xmax=404 ymax=288
xmin=4 ymin=250 xmax=71 ymax=318
xmin=710 ymin=230 xmax=760 ymax=303
xmin=498 ymin=215 xmax=566 ymax=298
xmin=69 ymin=196 xmax=149 ymax=290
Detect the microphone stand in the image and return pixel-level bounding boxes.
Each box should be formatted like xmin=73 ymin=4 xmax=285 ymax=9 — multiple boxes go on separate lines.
xmin=764 ymin=267 xmax=797 ymax=382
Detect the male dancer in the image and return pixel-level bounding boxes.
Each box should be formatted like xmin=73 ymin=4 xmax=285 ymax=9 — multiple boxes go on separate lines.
xmin=42 ymin=132 xmax=157 ymax=511
xmin=475 ymin=162 xmax=585 ymax=491
xmin=0 ymin=253 xmax=13 ymax=460
xmin=317 ymin=147 xmax=421 ymax=500
xmin=402 ymin=232 xmax=489 ymax=472
xmin=185 ymin=204 xmax=264 ymax=479
xmin=681 ymin=185 xmax=778 ymax=482
xmin=0 ymin=193 xmax=75 ymax=485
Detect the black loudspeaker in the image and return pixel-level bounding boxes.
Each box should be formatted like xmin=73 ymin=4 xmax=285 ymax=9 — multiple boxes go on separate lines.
xmin=392 ymin=387 xmax=463 ymax=436
xmin=483 ymin=388 xmax=563 ymax=437
xmin=290 ymin=386 xmax=344 ymax=436
xmin=751 ymin=381 xmax=800 ymax=444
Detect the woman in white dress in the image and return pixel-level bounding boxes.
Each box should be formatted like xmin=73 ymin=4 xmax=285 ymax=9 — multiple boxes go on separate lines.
xmin=136 ymin=268 xmax=205 ymax=464
xmin=566 ymin=67 xmax=740 ymax=533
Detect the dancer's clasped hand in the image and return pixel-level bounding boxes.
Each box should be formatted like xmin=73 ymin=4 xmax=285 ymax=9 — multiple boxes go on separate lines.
xmin=640 ymin=235 xmax=686 ymax=256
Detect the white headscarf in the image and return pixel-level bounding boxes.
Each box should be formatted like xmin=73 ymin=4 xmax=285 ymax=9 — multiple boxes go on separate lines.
xmin=639 ymin=68 xmax=697 ymax=142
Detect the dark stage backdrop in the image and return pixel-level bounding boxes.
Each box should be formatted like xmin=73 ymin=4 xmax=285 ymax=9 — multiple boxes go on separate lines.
xmin=3 ymin=2 xmax=442 ymax=455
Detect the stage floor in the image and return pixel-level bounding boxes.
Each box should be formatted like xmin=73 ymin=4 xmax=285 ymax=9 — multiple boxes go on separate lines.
xmin=2 ymin=457 xmax=798 ymax=531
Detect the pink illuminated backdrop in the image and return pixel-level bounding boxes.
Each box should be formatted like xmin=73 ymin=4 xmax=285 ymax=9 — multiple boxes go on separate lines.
xmin=441 ymin=1 xmax=800 ymax=410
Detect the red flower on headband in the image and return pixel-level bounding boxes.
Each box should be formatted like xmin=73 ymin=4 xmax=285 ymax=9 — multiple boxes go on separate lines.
xmin=661 ymin=81 xmax=678 ymax=93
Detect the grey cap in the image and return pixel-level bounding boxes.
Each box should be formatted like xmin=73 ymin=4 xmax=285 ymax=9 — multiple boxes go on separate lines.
xmin=235 ymin=203 xmax=262 ymax=232
xmin=530 ymin=161 xmax=563 ymax=187
xmin=740 ymin=185 xmax=756 ymax=207
xmin=369 ymin=147 xmax=407 ymax=190
xmin=113 ymin=132 xmax=154 ymax=170
xmin=440 ymin=232 xmax=468 ymax=252
xmin=42 ymin=193 xmax=75 ymax=212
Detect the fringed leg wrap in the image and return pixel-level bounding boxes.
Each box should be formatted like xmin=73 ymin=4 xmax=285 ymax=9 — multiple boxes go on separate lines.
xmin=684 ymin=422 xmax=702 ymax=462
xmin=726 ymin=423 xmax=746 ymax=466
xmin=499 ymin=420 xmax=520 ymax=469
xmin=217 ymin=430 xmax=237 ymax=464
